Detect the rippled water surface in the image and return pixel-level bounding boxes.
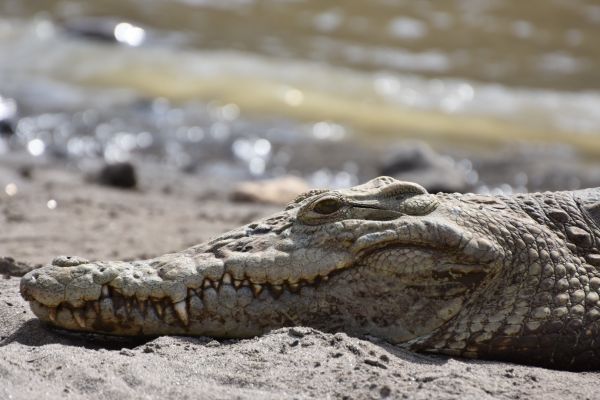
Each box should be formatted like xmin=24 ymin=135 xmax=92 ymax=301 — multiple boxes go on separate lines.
xmin=0 ymin=0 xmax=599 ymax=189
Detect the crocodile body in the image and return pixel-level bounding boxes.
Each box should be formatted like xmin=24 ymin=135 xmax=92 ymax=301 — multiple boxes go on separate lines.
xmin=20 ymin=177 xmax=600 ymax=370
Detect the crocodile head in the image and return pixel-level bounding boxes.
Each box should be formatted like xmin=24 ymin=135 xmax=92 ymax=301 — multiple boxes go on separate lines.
xmin=21 ymin=177 xmax=506 ymax=344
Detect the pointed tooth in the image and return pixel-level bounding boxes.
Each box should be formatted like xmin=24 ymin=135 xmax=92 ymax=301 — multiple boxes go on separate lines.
xmin=93 ymin=302 xmax=101 ymax=314
xmin=125 ymin=299 xmax=133 ymax=314
xmin=174 ymin=300 xmax=189 ymax=326
xmin=321 ymin=275 xmax=329 ymax=282
xmin=242 ymin=279 xmax=249 ymax=287
xmin=48 ymin=307 xmax=57 ymax=322
xmin=101 ymin=285 xmax=110 ymax=298
xmin=138 ymin=299 xmax=146 ymax=313
xmin=212 ymin=280 xmax=221 ymax=290
xmin=153 ymin=300 xmax=164 ymax=318
xmin=271 ymin=285 xmax=283 ymax=297
xmin=104 ymin=298 xmax=114 ymax=313
xmin=203 ymin=280 xmax=211 ymax=289
xmin=233 ymin=280 xmax=242 ymax=289
xmin=222 ymin=273 xmax=232 ymax=285
xmin=73 ymin=310 xmax=86 ymax=328
xmin=251 ymin=284 xmax=263 ymax=297
xmin=288 ymin=282 xmax=300 ymax=292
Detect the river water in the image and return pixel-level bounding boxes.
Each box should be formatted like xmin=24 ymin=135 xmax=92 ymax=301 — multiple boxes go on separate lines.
xmin=0 ymin=0 xmax=599 ymax=190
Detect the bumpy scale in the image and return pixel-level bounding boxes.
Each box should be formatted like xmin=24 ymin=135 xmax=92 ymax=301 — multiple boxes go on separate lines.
xmin=20 ymin=177 xmax=600 ymax=370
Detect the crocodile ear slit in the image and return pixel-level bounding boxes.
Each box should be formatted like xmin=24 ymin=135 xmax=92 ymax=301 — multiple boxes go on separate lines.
xmin=583 ymin=202 xmax=600 ymax=228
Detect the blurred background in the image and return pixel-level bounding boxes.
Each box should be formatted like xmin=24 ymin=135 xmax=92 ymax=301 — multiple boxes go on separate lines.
xmin=1 ymin=0 xmax=600 ymax=196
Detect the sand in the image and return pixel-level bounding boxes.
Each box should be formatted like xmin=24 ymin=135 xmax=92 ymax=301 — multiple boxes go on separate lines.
xmin=0 ymin=157 xmax=598 ymax=400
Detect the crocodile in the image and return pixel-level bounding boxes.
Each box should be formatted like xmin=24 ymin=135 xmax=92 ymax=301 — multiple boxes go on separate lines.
xmin=20 ymin=177 xmax=600 ymax=370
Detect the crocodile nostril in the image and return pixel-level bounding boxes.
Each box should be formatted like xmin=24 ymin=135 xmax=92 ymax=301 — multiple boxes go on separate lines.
xmin=52 ymin=255 xmax=90 ymax=267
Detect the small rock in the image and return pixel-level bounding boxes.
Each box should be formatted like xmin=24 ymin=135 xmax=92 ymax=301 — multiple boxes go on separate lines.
xmin=379 ymin=141 xmax=471 ymax=193
xmin=364 ymin=359 xmax=387 ymax=369
xmin=288 ymin=327 xmax=307 ymax=338
xmin=346 ymin=344 xmax=362 ymax=355
xmin=379 ymin=386 xmax=391 ymax=398
xmin=231 ymin=176 xmax=310 ymax=205
xmin=97 ymin=162 xmax=137 ymax=189
xmin=0 ymin=257 xmax=39 ymax=277
xmin=18 ymin=165 xmax=33 ymax=179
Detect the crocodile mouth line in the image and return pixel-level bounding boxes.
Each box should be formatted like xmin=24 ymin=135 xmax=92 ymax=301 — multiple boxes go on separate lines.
xmin=25 ymin=270 xmax=345 ymax=333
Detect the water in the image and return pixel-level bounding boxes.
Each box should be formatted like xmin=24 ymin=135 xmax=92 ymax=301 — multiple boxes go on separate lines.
xmin=0 ymin=0 xmax=599 ymax=189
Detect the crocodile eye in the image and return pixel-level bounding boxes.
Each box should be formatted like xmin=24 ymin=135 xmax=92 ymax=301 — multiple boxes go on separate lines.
xmin=313 ymin=198 xmax=343 ymax=215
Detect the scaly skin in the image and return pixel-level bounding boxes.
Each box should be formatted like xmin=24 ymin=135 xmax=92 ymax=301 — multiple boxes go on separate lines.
xmin=20 ymin=177 xmax=600 ymax=370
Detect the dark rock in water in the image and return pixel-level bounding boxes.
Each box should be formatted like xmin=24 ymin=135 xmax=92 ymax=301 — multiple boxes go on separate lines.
xmin=97 ymin=162 xmax=137 ymax=189
xmin=18 ymin=165 xmax=33 ymax=180
xmin=61 ymin=17 xmax=146 ymax=47
xmin=0 ymin=257 xmax=39 ymax=277
xmin=61 ymin=17 xmax=122 ymax=43
xmin=0 ymin=96 xmax=17 ymax=136
xmin=379 ymin=142 xmax=471 ymax=193
xmin=0 ymin=120 xmax=13 ymax=136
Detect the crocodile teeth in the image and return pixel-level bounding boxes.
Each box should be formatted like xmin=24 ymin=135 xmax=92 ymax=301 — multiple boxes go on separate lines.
xmin=271 ymin=285 xmax=283 ymax=297
xmin=288 ymin=282 xmax=300 ymax=292
xmin=73 ymin=310 xmax=86 ymax=328
xmin=101 ymin=285 xmax=109 ymax=298
xmin=174 ymin=300 xmax=189 ymax=326
xmin=212 ymin=280 xmax=221 ymax=290
xmin=203 ymin=280 xmax=211 ymax=289
xmin=48 ymin=307 xmax=57 ymax=322
xmin=153 ymin=301 xmax=164 ymax=318
xmin=233 ymin=280 xmax=242 ymax=289
xmin=125 ymin=299 xmax=133 ymax=314
xmin=252 ymin=284 xmax=263 ymax=297
xmin=138 ymin=299 xmax=146 ymax=313
xmin=222 ymin=273 xmax=232 ymax=285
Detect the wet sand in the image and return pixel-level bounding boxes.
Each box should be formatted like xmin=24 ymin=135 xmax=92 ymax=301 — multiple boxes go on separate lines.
xmin=1 ymin=156 xmax=599 ymax=400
